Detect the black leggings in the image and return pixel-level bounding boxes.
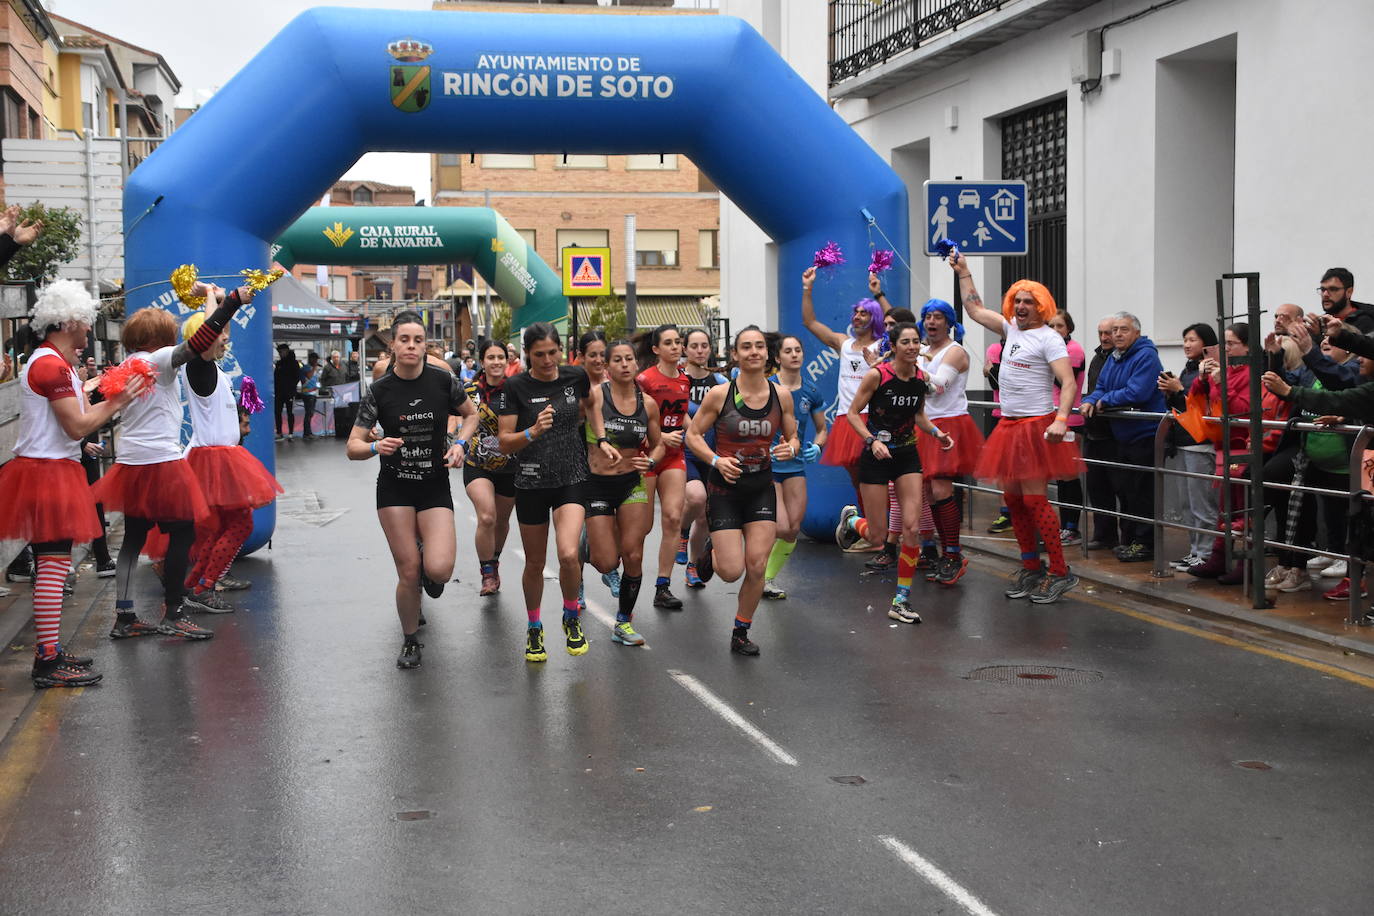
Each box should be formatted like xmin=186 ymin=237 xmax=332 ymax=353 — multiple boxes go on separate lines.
xmin=116 ymin=517 xmax=195 ymax=614
xmin=275 ymin=393 xmax=295 ymax=435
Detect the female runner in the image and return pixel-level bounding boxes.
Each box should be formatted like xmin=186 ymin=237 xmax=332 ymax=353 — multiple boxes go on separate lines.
xmin=463 ymin=340 xmax=517 ymax=596
xmin=498 ymin=323 xmax=597 ymax=663
xmin=837 ymin=322 xmax=954 ymax=623
xmin=347 ymin=310 xmax=479 ymax=669
xmin=95 ymin=285 xmax=254 ymax=642
xmin=576 ymin=330 xmax=618 ymax=599
xmin=687 ymin=326 xmax=799 ymax=656
xmin=801 ymin=267 xmax=889 ymax=533
xmin=0 ymin=280 xmax=144 ymax=686
xmin=584 ymin=340 xmax=665 ymax=646
xmin=635 ymin=324 xmax=691 ymax=609
xmin=762 ymin=334 xmax=828 ymax=599
xmin=914 ymin=299 xmax=983 ymax=585
xmin=680 ymin=328 xmax=727 ymax=588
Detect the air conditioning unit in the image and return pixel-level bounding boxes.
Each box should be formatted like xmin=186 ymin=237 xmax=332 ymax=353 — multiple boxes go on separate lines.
xmin=1069 ymin=28 xmax=1104 ymax=84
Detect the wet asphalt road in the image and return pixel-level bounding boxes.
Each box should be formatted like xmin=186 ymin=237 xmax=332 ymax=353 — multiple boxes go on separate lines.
xmin=1 ymin=440 xmax=1373 ymax=915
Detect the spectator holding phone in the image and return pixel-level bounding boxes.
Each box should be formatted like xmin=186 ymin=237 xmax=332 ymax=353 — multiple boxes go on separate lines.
xmin=1158 ymin=322 xmax=1219 ymax=572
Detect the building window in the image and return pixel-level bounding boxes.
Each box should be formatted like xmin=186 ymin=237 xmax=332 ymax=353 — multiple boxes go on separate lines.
xmin=353 ymin=186 xmax=373 ymax=205
xmin=516 ymin=228 xmax=536 ymax=250
xmin=698 ymin=230 xmax=719 ymax=269
xmin=437 ymin=153 xmax=461 ymax=166
xmin=557 ymin=229 xmax=610 ymax=252
xmin=556 ymin=154 xmax=607 ymax=169
xmin=483 ymin=153 xmax=535 ymax=169
xmin=330 ymin=275 xmax=348 ymax=300
xmin=626 ymin=153 xmax=678 ymax=170
xmin=1000 ymin=98 xmax=1068 ymax=308
xmin=635 ymin=230 xmax=679 ymax=268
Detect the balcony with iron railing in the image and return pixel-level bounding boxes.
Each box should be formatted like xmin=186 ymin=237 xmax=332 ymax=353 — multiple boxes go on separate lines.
xmin=828 ymin=0 xmax=1099 ymax=98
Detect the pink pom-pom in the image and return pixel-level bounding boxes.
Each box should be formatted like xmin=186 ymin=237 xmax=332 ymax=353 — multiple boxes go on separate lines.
xmin=97 ymin=357 xmax=157 ymax=400
xmin=812 ymin=241 xmax=846 ymax=270
xmin=237 ymin=376 xmax=266 ymax=414
xmin=868 ymin=249 xmax=894 ymax=274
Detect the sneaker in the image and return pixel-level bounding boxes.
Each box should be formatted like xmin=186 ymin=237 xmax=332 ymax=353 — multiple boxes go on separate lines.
xmin=56 ymin=645 xmax=94 ymax=668
xmin=479 ymin=569 xmax=500 ymax=596
xmin=695 ymin=540 xmax=715 ymax=584
xmin=987 ymin=514 xmax=1013 ymax=534
xmin=157 ymin=614 xmax=214 ymax=640
xmin=1168 ymin=554 xmax=1198 ymax=571
xmin=215 ymin=575 xmax=251 ymax=591
xmin=1263 ymin=565 xmax=1290 ymax=588
xmin=1116 ymin=543 xmax=1154 ymax=563
xmin=1274 ymin=568 xmax=1312 ymax=593
xmin=917 ymin=547 xmax=939 ymax=569
xmin=1059 ymin=528 xmax=1083 ymax=547
xmin=762 ymin=580 xmax=787 ymax=600
xmin=274 ymin=434 xmax=286 ymax=442
xmin=935 ymin=554 xmax=969 ymax=586
xmin=887 ymin=596 xmax=921 ymax=624
xmin=63 ymin=574 xmax=74 ymax=597
xmin=5 ymin=565 xmax=34 ymax=583
xmin=396 ymin=640 xmax=423 ymax=669
xmin=109 ymin=616 xmax=160 ymax=639
xmin=1005 ymin=565 xmax=1046 ymax=599
xmin=419 ymin=570 xmax=445 ymax=599
xmin=675 ymin=536 xmax=689 ymax=566
xmin=1323 ymin=578 xmax=1366 ymax=600
xmin=730 ymin=626 xmax=760 ymax=656
xmin=1322 ymin=560 xmax=1348 ymax=580
xmin=612 ymin=621 xmax=645 ymax=646
xmin=31 ymin=655 xmax=102 ymax=689
xmin=653 ymin=585 xmax=683 ymax=610
xmin=865 ymin=550 xmax=898 ymax=571
xmin=563 ymin=618 xmax=589 ymax=656
xmin=96 ymin=559 xmax=116 ymax=579
xmin=602 ymin=568 xmax=622 ymax=598
xmin=525 ymin=626 xmax=547 ymax=663
xmin=685 ymin=563 xmax=705 ymax=588
xmin=1029 ymin=571 xmax=1081 ymax=604
xmin=835 ymin=505 xmax=860 ymax=549
xmin=1306 ymin=555 xmax=1336 ymax=573
xmin=184 ymin=589 xmax=235 ymax=614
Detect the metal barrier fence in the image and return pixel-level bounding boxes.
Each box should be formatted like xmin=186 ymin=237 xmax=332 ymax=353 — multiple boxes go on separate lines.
xmin=958 ymin=400 xmax=1373 ymax=626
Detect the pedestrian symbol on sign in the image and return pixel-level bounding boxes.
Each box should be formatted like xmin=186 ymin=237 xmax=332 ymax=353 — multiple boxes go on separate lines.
xmin=572 ymin=257 xmax=602 ymax=286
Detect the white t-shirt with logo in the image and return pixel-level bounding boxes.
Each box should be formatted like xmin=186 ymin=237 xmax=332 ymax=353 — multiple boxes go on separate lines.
xmin=996 ymin=320 xmax=1068 ymax=418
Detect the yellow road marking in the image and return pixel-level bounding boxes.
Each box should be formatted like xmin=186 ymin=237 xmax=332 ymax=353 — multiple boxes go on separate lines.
xmin=1075 ymin=591 xmax=1374 ymax=690
xmin=392 ymin=66 xmax=430 ymax=109
xmin=0 ymin=689 xmax=80 ymax=846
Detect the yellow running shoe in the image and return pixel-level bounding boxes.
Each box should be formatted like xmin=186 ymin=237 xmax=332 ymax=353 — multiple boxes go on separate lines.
xmin=563 ymin=618 xmax=590 ymax=656
xmin=611 ymin=621 xmax=645 ymax=646
xmin=525 ymin=626 xmax=547 ymax=663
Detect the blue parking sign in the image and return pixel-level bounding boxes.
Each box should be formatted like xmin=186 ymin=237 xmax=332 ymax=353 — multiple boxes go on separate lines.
xmin=923 ymin=180 xmax=1029 ymax=256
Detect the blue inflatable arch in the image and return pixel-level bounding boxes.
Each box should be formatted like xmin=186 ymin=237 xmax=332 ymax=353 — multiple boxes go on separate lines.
xmin=124 ymin=7 xmax=909 ymax=550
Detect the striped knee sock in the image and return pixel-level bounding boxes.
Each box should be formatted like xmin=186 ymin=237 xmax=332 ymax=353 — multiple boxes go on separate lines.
xmin=33 ymin=554 xmax=71 ymax=659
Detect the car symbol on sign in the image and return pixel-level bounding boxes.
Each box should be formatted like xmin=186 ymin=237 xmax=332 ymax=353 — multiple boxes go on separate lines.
xmin=957 ymin=189 xmax=980 ymax=209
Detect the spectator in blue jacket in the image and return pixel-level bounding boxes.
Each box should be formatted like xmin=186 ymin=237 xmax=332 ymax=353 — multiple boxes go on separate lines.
xmin=1081 ymin=312 xmax=1166 ymax=562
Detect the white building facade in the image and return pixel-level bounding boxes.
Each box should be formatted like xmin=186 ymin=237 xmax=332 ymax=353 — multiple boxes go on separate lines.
xmin=720 ymin=0 xmax=1374 ymax=371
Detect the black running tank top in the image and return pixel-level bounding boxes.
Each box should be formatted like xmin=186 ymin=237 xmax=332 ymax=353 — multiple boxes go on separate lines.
xmin=593 ymin=381 xmax=649 ymax=450
xmin=713 ymin=380 xmax=782 ymax=475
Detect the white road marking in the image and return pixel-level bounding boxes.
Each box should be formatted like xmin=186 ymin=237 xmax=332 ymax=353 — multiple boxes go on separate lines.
xmin=666 ymin=669 xmax=799 ymax=767
xmin=877 ymin=835 xmax=1000 ymax=916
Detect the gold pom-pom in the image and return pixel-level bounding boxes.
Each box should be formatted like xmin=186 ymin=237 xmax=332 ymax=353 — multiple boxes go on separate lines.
xmin=241 ymin=267 xmax=285 ymax=292
xmin=170 ymin=264 xmax=205 ymax=308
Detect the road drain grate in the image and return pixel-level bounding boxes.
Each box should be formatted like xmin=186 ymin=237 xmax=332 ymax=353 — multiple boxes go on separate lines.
xmin=967 ymin=665 xmax=1104 ymax=685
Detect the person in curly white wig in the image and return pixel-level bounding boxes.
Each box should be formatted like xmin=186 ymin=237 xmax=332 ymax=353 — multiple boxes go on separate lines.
xmin=0 ymin=279 xmax=144 ymax=687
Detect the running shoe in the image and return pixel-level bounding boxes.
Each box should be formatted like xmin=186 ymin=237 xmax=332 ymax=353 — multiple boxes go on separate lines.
xmin=612 ymin=621 xmax=646 ymax=646
xmin=1059 ymin=528 xmax=1083 ymax=547
xmin=1115 ymin=543 xmax=1154 ymax=563
xmin=63 ymin=574 xmax=74 ymax=597
xmin=184 ymin=589 xmax=235 ymax=614
xmin=396 ymin=640 xmax=423 ymax=669
xmin=1005 ymin=565 xmax=1046 ymax=599
xmin=563 ymin=618 xmax=590 ymax=656
xmin=653 ymin=585 xmax=683 ymax=610
xmin=1168 ymin=554 xmax=1199 ymax=571
xmin=730 ymin=627 xmax=760 ymax=656
xmin=109 ymin=616 xmax=160 ymax=639
xmin=1029 ymin=571 xmax=1080 ymax=605
xmin=96 ymin=559 xmax=116 ymax=579
xmin=1322 ymin=560 xmax=1348 ymax=580
xmin=761 ymin=580 xmax=787 ymax=600
xmin=695 ymin=540 xmax=715 ymax=584
xmin=32 ymin=656 xmax=102 ymax=689
xmin=216 ymin=575 xmax=251 ymax=591
xmin=420 ymin=569 xmax=445 ymax=599
xmin=935 ymin=554 xmax=969 ymax=586
xmin=1324 ymin=578 xmax=1366 ymax=600
xmin=1306 ymin=555 xmax=1336 ymax=573
xmin=5 ymin=560 xmax=33 ymax=583
xmin=525 ymin=626 xmax=547 ymax=663
xmin=987 ymin=514 xmax=1013 ymax=534
xmin=835 ymin=505 xmax=860 ymax=549
xmin=56 ymin=645 xmax=94 ymax=668
xmin=865 ymin=550 xmax=897 ymax=571
xmin=675 ymin=536 xmax=689 ymax=566
xmin=602 ymin=568 xmax=622 ymax=598
xmin=479 ymin=569 xmax=500 ymax=596
xmin=917 ymin=547 xmax=939 ymax=569
xmin=685 ymin=563 xmax=705 ymax=589
xmin=157 ymin=614 xmax=214 ymax=640
xmin=887 ymin=596 xmax=921 ymax=624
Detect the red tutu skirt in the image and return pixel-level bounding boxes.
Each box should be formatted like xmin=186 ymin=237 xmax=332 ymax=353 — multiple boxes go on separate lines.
xmin=0 ymin=457 xmax=102 ymax=543
xmin=91 ymin=459 xmax=211 ymax=523
xmin=974 ymin=413 xmax=1084 ymax=485
xmin=186 ymin=446 xmax=283 ymax=510
xmin=821 ymin=413 xmax=867 ymax=467
xmin=917 ymin=413 xmax=985 ymax=478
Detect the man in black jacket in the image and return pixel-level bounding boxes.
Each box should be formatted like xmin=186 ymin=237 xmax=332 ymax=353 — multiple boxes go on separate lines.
xmin=1083 ymin=317 xmax=1119 ymax=550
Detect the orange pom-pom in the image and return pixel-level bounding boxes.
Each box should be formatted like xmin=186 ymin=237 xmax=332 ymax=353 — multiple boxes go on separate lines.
xmin=97 ymin=357 xmax=158 ymax=399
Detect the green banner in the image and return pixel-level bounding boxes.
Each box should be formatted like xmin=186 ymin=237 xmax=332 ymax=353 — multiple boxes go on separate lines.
xmin=273 ymin=206 xmax=568 ymax=333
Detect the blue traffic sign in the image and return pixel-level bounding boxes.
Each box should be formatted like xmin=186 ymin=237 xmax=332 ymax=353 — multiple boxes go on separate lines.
xmin=923 ymin=180 xmax=1029 ymax=256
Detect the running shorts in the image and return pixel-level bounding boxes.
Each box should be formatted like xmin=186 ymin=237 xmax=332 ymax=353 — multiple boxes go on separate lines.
xmin=645 ymin=448 xmax=687 ymax=478
xmin=583 ymin=471 xmax=647 ymax=518
xmin=858 ymin=445 xmax=923 ymax=486
xmin=515 ymin=483 xmax=585 ymax=526
xmin=463 ymin=464 xmax=517 ymax=499
xmin=376 ymin=473 xmax=454 ymax=512
xmin=706 ymin=468 xmax=777 ymax=531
